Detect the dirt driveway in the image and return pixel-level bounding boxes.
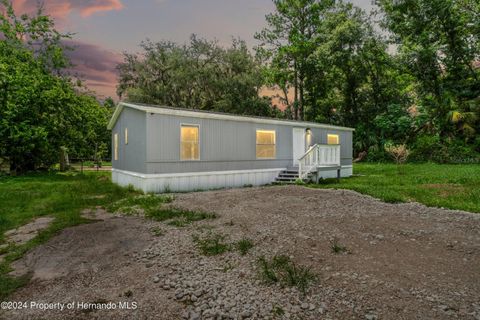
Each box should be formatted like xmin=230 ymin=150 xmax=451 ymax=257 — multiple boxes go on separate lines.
xmin=2 ymin=186 xmax=480 ymax=319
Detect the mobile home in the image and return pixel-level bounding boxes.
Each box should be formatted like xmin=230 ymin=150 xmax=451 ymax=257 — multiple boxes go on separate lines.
xmin=107 ymin=102 xmax=354 ymax=193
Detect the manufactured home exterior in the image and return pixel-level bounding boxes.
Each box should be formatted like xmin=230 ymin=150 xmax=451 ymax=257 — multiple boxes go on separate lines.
xmin=107 ymin=102 xmax=354 ymax=193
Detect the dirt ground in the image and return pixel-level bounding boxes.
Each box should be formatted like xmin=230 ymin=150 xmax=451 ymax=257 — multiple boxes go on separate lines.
xmin=2 ymin=186 xmax=480 ymax=320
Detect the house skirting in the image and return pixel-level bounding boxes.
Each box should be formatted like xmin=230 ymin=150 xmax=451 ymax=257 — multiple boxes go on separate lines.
xmin=112 ymin=165 xmax=353 ymax=193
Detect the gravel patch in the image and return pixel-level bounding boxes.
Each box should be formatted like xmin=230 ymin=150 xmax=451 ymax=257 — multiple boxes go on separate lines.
xmin=3 ymin=185 xmax=480 ymax=319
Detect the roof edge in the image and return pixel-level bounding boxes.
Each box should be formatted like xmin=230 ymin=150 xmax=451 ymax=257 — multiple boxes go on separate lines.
xmin=110 ymin=102 xmax=355 ymax=132
xmin=107 ymin=103 xmax=124 ymax=130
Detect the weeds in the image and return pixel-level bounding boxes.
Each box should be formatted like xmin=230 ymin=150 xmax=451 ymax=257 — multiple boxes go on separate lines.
xmin=330 ymin=237 xmax=348 ymax=254
xmin=235 ymin=238 xmax=254 ymax=255
xmin=257 ymin=255 xmax=316 ymax=294
xmin=222 ymin=262 xmax=235 ymax=273
xmin=295 ymin=178 xmax=306 ymax=185
xmin=151 ymin=227 xmax=164 ymax=237
xmin=148 ymin=208 xmax=216 ymax=226
xmin=106 ymin=194 xmax=173 ymax=215
xmin=193 ymin=232 xmax=230 ymax=256
xmin=272 ymin=305 xmax=285 ymax=317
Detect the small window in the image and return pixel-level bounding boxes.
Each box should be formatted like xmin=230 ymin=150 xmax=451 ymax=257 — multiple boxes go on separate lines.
xmin=327 ymin=134 xmax=339 ymax=145
xmin=124 ymin=128 xmax=128 ymax=145
xmin=114 ymin=133 xmax=119 ymax=160
xmin=181 ymin=125 xmax=200 ymax=160
xmin=256 ymin=130 xmax=276 ymax=159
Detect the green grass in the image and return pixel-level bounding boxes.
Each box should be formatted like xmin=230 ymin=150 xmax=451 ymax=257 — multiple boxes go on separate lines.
xmin=0 ymin=171 xmax=141 ymax=299
xmin=193 ymin=232 xmax=230 ymax=256
xmin=235 ymin=238 xmax=254 ymax=255
xmin=308 ymin=163 xmax=480 ymax=213
xmin=257 ymin=255 xmax=316 ymax=294
xmin=107 ymin=194 xmax=173 ymax=215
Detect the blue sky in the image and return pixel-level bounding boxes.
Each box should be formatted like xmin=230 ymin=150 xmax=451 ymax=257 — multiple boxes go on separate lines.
xmin=11 ymin=0 xmax=377 ymax=98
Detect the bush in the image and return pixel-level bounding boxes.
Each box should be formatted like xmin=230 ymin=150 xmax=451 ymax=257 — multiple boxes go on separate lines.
xmin=364 ymin=145 xmax=391 ymax=162
xmin=410 ymin=136 xmax=480 ymax=164
xmin=384 ymin=143 xmax=410 ymax=165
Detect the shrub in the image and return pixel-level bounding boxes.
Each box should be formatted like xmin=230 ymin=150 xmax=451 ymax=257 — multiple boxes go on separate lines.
xmin=384 ymin=143 xmax=410 ymax=165
xmin=410 ymin=136 xmax=480 ymax=164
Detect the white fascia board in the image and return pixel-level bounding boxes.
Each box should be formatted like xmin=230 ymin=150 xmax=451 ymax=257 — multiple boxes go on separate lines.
xmin=107 ymin=104 xmax=125 ymax=130
xmin=119 ymin=102 xmax=355 ymax=132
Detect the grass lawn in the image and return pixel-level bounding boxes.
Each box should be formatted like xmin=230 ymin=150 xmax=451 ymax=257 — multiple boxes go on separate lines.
xmin=0 ymin=171 xmax=140 ymax=299
xmin=309 ymin=163 xmax=480 ymax=213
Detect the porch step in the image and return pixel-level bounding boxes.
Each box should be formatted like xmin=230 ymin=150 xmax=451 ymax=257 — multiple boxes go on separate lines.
xmin=275 ymin=169 xmax=299 ymax=183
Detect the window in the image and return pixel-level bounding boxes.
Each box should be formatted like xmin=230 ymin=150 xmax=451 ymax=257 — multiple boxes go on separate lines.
xmin=327 ymin=134 xmax=339 ymax=145
xmin=124 ymin=128 xmax=128 ymax=145
xmin=114 ymin=133 xmax=118 ymax=160
xmin=256 ymin=130 xmax=276 ymax=159
xmin=181 ymin=125 xmax=199 ymax=160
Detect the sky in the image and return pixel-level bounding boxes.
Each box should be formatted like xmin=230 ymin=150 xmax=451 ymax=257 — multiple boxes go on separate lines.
xmin=10 ymin=0 xmax=376 ymax=99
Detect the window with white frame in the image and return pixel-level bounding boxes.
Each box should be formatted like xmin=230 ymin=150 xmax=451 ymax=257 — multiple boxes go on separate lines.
xmin=256 ymin=130 xmax=276 ymax=159
xmin=124 ymin=128 xmax=128 ymax=145
xmin=180 ymin=125 xmax=200 ymax=160
xmin=327 ymin=134 xmax=339 ymax=145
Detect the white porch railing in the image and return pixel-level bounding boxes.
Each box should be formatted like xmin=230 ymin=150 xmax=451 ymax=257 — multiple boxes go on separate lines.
xmin=298 ymin=144 xmax=341 ymax=180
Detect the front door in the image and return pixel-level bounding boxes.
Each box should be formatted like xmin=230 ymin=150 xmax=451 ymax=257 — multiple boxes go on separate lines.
xmin=292 ymin=128 xmax=305 ymax=166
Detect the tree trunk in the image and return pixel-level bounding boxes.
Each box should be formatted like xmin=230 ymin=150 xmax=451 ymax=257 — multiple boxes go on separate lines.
xmin=299 ymin=72 xmax=305 ymax=121
xmin=293 ymin=60 xmax=299 ymax=120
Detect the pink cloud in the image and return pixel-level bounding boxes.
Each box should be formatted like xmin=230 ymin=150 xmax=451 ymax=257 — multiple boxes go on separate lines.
xmin=65 ymin=40 xmax=122 ymax=98
xmin=12 ymin=0 xmax=123 ymax=19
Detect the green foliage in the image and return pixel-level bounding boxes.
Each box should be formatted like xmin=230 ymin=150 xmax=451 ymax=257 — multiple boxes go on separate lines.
xmin=235 ymin=238 xmax=254 ymax=255
xmin=308 ymin=163 xmax=480 ymax=213
xmin=257 ymin=0 xmax=479 ymax=160
xmin=0 ymin=2 xmax=112 ymax=174
xmin=378 ymin=0 xmax=480 ymax=142
xmin=117 ymin=35 xmax=273 ymax=117
xmin=257 ymin=255 xmax=316 ymax=294
xmin=193 ymin=232 xmax=230 ymax=256
xmin=107 ymin=194 xmax=215 ymax=226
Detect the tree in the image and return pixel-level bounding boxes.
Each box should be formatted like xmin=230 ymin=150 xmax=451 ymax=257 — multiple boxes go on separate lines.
xmin=117 ymin=35 xmax=273 ymax=117
xmin=255 ymin=0 xmax=334 ymax=120
xmin=378 ymin=0 xmax=480 ymax=141
xmin=0 ymin=1 xmax=111 ymax=173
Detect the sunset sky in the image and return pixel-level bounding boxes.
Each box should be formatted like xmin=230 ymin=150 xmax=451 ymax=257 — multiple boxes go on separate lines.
xmin=11 ymin=0 xmax=376 ymax=99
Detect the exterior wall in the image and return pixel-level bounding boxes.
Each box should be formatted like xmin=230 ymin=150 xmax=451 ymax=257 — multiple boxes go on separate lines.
xmin=112 ymin=166 xmax=352 ymax=193
xmin=308 ymin=128 xmax=353 ymax=166
xmin=112 ymin=168 xmax=285 ymax=193
xmin=145 ymin=113 xmax=353 ymax=174
xmin=111 ymin=108 xmax=147 ymax=173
